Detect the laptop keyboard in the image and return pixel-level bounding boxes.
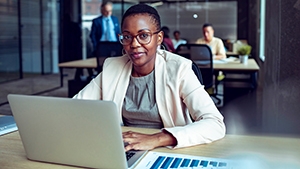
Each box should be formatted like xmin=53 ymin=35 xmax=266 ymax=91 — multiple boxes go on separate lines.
xmin=124 ymin=142 xmax=138 ymax=161
xmin=126 ymin=151 xmax=136 ymax=161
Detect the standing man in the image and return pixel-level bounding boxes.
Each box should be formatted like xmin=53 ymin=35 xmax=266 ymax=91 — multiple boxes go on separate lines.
xmin=195 ymin=23 xmax=226 ymax=60
xmin=90 ymin=1 xmax=121 ymax=50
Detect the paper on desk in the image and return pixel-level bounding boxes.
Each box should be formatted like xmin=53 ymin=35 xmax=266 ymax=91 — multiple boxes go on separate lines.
xmin=134 ymin=151 xmax=234 ymax=169
xmin=213 ymin=57 xmax=237 ymax=64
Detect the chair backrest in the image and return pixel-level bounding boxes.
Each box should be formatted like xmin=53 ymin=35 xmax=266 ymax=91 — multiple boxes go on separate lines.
xmin=176 ymin=44 xmax=191 ymax=59
xmin=95 ymin=41 xmax=123 ymax=58
xmin=161 ymin=42 xmax=169 ymax=51
xmin=176 ymin=44 xmax=213 ymax=89
xmin=191 ymin=61 xmax=204 ymax=85
xmin=95 ymin=41 xmax=123 ymax=71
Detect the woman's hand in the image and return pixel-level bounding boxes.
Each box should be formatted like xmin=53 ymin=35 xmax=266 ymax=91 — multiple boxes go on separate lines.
xmin=122 ymin=130 xmax=177 ymax=152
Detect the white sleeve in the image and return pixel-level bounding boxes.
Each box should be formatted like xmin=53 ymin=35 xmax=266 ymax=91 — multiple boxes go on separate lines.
xmin=72 ymin=73 xmax=102 ymax=100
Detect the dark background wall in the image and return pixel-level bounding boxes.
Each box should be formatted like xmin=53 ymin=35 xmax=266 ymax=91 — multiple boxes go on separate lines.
xmin=224 ymin=0 xmax=300 ymax=135
xmin=262 ymin=0 xmax=300 ymax=134
xmin=59 ymin=0 xmax=82 ymax=63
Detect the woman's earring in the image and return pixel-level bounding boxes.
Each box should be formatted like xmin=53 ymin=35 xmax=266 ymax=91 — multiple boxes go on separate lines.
xmin=160 ymin=44 xmax=166 ymax=51
xmin=122 ymin=48 xmax=126 ymax=55
xmin=157 ymin=44 xmax=167 ymax=57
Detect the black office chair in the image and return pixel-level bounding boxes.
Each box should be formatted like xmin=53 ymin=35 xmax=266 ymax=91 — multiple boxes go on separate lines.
xmin=191 ymin=61 xmax=203 ymax=85
xmin=95 ymin=41 xmax=123 ymax=72
xmin=177 ymin=44 xmax=221 ymax=105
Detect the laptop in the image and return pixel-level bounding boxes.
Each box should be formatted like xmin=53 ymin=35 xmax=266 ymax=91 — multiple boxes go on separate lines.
xmin=7 ymin=94 xmax=147 ymax=169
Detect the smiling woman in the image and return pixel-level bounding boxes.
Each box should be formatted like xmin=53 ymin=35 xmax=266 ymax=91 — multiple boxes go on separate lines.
xmin=73 ymin=3 xmax=225 ymax=151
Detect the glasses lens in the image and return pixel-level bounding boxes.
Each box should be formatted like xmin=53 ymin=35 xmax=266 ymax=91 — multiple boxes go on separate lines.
xmin=137 ymin=32 xmax=151 ymax=45
xmin=119 ymin=31 xmax=155 ymax=45
xmin=119 ymin=34 xmax=132 ymax=45
xmin=119 ymin=35 xmax=124 ymax=44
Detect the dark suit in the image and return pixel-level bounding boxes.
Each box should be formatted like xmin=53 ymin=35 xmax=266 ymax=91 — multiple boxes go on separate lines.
xmin=90 ymin=15 xmax=121 ymax=50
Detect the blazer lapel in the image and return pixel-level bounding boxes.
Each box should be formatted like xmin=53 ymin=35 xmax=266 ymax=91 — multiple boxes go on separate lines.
xmin=155 ymin=50 xmax=175 ymax=127
xmin=113 ymin=59 xmax=131 ymax=115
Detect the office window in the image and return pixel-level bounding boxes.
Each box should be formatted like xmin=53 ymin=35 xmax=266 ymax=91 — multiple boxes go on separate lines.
xmin=259 ymin=0 xmax=266 ymax=62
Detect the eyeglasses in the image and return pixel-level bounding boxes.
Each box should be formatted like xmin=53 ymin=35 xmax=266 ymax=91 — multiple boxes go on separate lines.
xmin=119 ymin=30 xmax=161 ymax=46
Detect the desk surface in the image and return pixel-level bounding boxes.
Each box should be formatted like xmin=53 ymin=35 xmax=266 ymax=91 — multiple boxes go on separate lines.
xmin=58 ymin=57 xmax=259 ymax=72
xmin=58 ymin=57 xmax=98 ymax=69
xmin=1 ymin=127 xmax=300 ymax=169
xmin=213 ymin=58 xmax=259 ymax=72
xmin=226 ymin=51 xmax=239 ymax=56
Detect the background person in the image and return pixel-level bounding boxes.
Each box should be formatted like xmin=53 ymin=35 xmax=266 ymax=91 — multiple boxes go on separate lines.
xmin=74 ymin=4 xmax=225 ymax=151
xmin=89 ymin=1 xmax=121 ymax=50
xmin=161 ymin=26 xmax=176 ymax=53
xmin=195 ymin=23 xmax=226 ymax=60
xmin=172 ymin=30 xmax=187 ymax=49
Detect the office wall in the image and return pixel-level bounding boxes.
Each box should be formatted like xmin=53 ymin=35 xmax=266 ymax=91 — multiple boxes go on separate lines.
xmin=157 ymin=1 xmax=237 ymax=42
xmin=262 ymin=0 xmax=300 ymax=135
xmin=59 ymin=0 xmax=82 ymax=63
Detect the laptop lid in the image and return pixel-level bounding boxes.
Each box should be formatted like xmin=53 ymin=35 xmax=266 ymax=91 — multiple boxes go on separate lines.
xmin=7 ymin=94 xmax=141 ymax=169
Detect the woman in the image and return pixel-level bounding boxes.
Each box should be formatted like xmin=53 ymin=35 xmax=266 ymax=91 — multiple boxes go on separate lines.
xmin=74 ymin=4 xmax=225 ymax=151
xmin=161 ymin=26 xmax=176 ymax=53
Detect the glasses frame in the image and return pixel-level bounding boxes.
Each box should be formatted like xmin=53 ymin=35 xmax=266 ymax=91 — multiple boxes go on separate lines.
xmin=119 ymin=30 xmax=161 ymax=46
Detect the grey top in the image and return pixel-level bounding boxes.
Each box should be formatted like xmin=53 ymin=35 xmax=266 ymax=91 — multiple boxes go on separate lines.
xmin=122 ymin=70 xmax=163 ymax=129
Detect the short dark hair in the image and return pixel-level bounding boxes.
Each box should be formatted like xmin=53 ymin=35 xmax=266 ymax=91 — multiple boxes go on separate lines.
xmin=101 ymin=1 xmax=113 ymax=8
xmin=173 ymin=30 xmax=180 ymax=35
xmin=203 ymin=23 xmax=213 ymax=29
xmin=121 ymin=3 xmax=161 ymax=31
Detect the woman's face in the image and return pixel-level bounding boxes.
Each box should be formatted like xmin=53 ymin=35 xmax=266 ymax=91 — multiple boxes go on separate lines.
xmin=121 ymin=14 xmax=163 ymax=70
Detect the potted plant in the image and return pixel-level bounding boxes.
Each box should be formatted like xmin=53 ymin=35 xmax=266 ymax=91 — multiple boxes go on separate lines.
xmin=237 ymin=44 xmax=252 ymax=64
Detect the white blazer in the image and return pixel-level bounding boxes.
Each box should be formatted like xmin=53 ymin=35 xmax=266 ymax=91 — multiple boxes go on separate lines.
xmin=74 ymin=49 xmax=226 ymax=148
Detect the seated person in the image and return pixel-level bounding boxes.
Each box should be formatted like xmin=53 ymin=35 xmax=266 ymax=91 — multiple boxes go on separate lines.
xmin=161 ymin=26 xmax=176 ymax=53
xmin=172 ymin=30 xmax=187 ymax=49
xmin=73 ymin=4 xmax=225 ymax=151
xmin=195 ymin=23 xmax=226 ymax=60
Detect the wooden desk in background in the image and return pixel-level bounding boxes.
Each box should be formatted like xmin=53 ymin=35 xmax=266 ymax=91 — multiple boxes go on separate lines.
xmin=58 ymin=57 xmax=105 ymax=87
xmin=213 ymin=58 xmax=260 ymax=89
xmin=1 ymin=127 xmax=300 ymax=168
xmin=58 ymin=57 xmax=259 ymax=87
xmin=213 ymin=58 xmax=259 ymax=72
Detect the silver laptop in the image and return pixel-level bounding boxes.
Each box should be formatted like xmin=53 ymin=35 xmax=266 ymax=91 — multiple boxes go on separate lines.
xmin=7 ymin=94 xmax=147 ymax=169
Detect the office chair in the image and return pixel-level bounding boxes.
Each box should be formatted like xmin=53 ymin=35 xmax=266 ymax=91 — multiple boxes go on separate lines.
xmin=191 ymin=61 xmax=204 ymax=85
xmin=177 ymin=44 xmax=221 ymax=105
xmin=95 ymin=41 xmax=123 ymax=72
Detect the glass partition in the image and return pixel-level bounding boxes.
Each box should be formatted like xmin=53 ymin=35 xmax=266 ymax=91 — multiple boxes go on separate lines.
xmin=0 ymin=0 xmax=59 ymax=106
xmin=0 ymin=0 xmax=20 ymax=83
xmin=157 ymin=1 xmax=237 ymax=42
xmin=81 ymin=0 xmax=237 ymax=55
